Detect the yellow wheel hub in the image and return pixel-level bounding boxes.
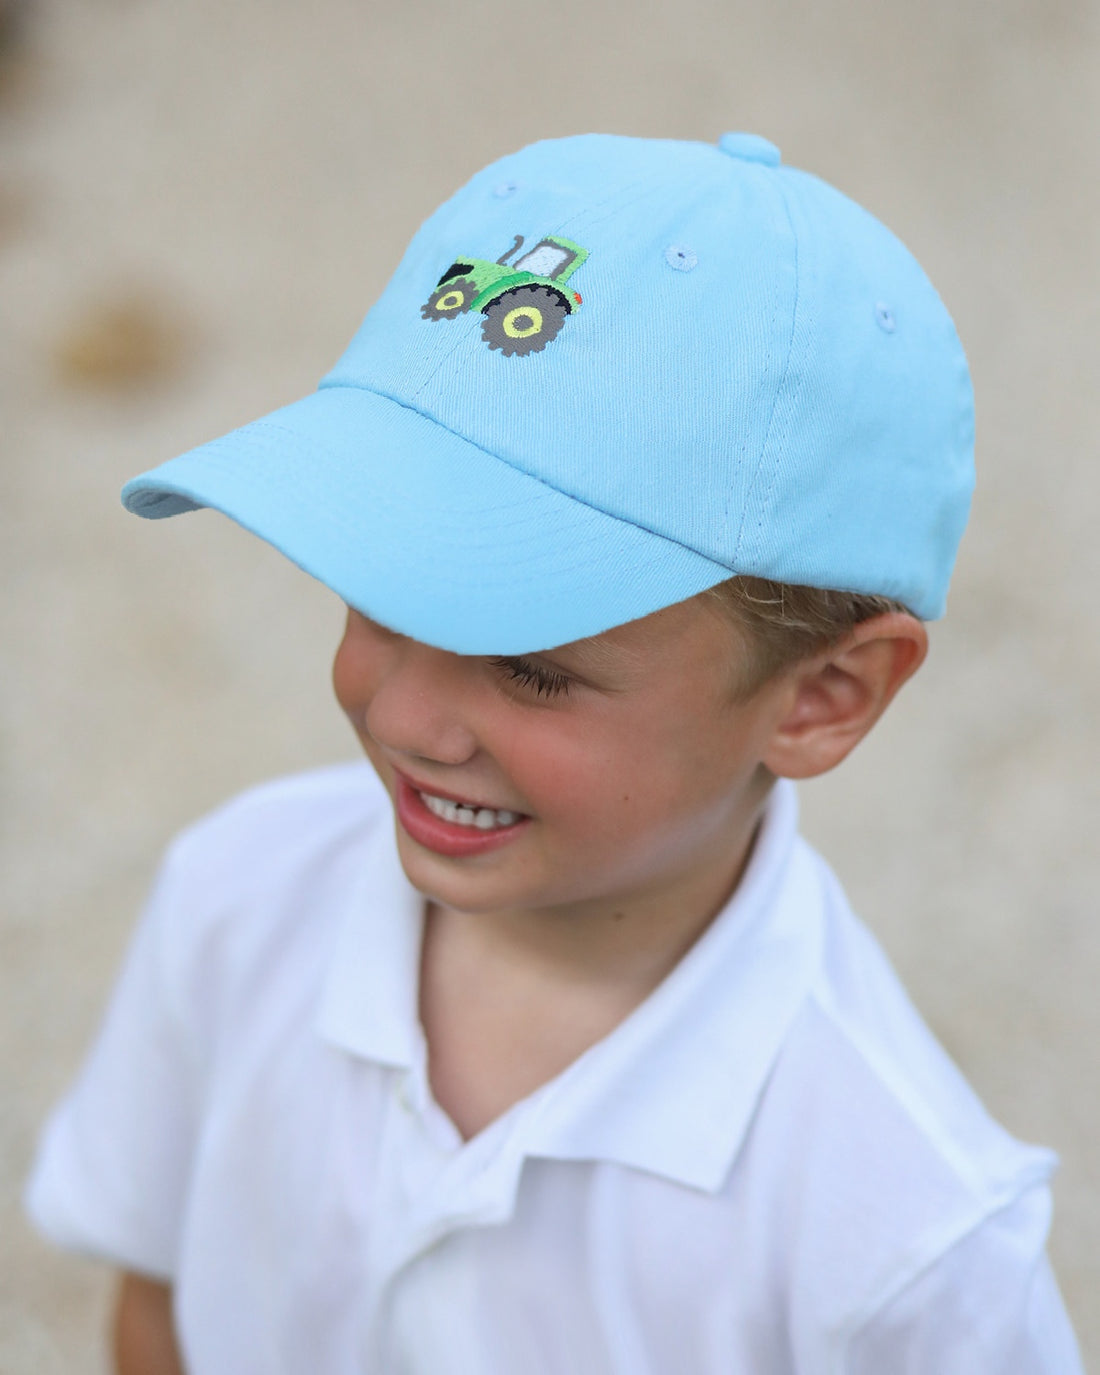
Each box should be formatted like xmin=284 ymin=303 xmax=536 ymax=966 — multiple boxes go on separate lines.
xmin=436 ymin=290 xmax=466 ymax=313
xmin=502 ymin=306 xmax=543 ymax=338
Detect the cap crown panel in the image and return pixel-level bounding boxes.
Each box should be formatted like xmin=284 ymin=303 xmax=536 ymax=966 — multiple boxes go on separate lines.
xmin=324 ymin=136 xmax=797 ymax=569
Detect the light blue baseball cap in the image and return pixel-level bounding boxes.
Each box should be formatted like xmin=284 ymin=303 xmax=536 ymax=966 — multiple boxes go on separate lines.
xmin=122 ymin=132 xmax=974 ymax=653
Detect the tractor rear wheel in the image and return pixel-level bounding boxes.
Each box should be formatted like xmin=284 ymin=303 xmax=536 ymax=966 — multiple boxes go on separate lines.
xmin=481 ymin=286 xmax=567 ymax=356
xmin=421 ymin=277 xmax=477 ymax=320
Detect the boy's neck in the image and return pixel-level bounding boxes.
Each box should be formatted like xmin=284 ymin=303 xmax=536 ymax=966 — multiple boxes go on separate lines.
xmin=417 ymin=798 xmax=768 ymax=1141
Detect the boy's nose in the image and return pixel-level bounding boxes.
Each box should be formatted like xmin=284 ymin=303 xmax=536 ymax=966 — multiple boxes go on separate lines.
xmin=362 ymin=639 xmax=479 ymax=767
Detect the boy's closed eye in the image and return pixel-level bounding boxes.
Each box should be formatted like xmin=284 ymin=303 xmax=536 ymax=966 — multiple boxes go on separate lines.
xmin=490 ymin=655 xmax=574 ymax=700
xmin=487 ymin=635 xmax=634 ymax=701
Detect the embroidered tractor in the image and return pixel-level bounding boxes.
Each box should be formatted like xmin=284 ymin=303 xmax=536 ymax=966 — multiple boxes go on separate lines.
xmin=420 ymin=235 xmax=588 ymax=356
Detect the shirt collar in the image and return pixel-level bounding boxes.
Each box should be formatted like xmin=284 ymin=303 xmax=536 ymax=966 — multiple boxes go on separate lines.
xmin=316 ymin=779 xmax=825 ymax=1195
xmin=315 ymin=807 xmax=425 ymax=1070
xmin=524 ymin=780 xmax=825 ymax=1191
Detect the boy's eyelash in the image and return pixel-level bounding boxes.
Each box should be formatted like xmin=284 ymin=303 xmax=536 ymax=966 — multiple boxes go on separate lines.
xmin=490 ymin=655 xmax=572 ymax=699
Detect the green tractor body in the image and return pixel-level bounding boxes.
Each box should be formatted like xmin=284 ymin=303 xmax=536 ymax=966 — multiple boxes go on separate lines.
xmin=421 ymin=236 xmax=590 ymax=356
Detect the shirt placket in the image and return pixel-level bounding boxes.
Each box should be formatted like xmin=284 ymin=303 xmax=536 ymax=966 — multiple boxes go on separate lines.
xmin=360 ymin=1062 xmax=530 ymax=1372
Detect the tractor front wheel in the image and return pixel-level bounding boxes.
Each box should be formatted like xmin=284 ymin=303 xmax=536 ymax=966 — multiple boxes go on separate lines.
xmin=421 ymin=277 xmax=477 ymax=321
xmin=481 ymin=286 xmax=567 ymax=356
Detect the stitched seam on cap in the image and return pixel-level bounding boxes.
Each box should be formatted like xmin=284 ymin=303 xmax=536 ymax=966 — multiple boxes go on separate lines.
xmin=732 ymin=171 xmax=800 ymax=564
xmin=552 ymin=172 xmax=653 ymax=235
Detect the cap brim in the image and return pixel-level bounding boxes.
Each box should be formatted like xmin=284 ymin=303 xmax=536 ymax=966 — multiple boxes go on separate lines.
xmin=122 ymin=385 xmax=731 ymax=654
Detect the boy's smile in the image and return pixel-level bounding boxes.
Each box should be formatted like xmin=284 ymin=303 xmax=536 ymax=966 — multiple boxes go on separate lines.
xmin=332 ymin=595 xmax=794 ymax=952
xmin=392 ymin=770 xmax=531 ymax=857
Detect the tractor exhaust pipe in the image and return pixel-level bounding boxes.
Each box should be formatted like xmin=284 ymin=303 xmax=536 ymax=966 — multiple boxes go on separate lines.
xmin=496 ymin=235 xmax=524 ymax=266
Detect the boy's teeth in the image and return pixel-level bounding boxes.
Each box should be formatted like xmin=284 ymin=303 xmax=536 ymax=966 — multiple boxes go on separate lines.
xmin=419 ymin=791 xmax=520 ymax=830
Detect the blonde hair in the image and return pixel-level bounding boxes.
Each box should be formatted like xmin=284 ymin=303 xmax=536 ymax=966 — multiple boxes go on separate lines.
xmin=703 ymin=576 xmax=916 ymax=697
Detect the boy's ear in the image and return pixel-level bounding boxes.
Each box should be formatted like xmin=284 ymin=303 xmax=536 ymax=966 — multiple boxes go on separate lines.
xmin=761 ymin=613 xmax=928 ymax=780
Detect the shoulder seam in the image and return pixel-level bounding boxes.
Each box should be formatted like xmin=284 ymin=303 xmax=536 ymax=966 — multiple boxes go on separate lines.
xmin=805 ymin=979 xmax=1055 ymax=1204
xmin=838 ymin=1177 xmax=1055 ymax=1354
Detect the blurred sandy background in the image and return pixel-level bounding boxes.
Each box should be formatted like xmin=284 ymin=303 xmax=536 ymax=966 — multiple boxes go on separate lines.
xmin=2 ymin=0 xmax=1097 ymax=1367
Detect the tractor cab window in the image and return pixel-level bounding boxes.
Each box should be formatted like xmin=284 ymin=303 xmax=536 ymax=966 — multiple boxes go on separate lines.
xmin=513 ymin=241 xmax=575 ymax=279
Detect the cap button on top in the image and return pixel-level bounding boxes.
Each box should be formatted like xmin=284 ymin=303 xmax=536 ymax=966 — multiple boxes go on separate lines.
xmin=718 ymin=132 xmax=781 ymax=166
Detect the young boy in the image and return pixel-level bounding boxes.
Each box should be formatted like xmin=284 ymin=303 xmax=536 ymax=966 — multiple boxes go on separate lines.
xmin=27 ymin=132 xmax=1083 ymax=1372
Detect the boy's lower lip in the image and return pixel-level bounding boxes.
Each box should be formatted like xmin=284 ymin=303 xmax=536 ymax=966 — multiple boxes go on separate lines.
xmin=392 ymin=774 xmax=531 ymax=857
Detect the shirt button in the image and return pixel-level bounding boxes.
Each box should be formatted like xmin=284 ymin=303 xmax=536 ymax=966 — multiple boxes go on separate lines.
xmin=717 ymin=132 xmax=781 ymax=166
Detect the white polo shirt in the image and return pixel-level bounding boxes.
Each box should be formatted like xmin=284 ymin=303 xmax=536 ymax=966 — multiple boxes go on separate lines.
xmin=26 ymin=764 xmax=1083 ymax=1373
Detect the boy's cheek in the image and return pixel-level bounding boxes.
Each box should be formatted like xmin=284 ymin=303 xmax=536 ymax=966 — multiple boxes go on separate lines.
xmin=493 ymin=719 xmax=628 ymax=810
